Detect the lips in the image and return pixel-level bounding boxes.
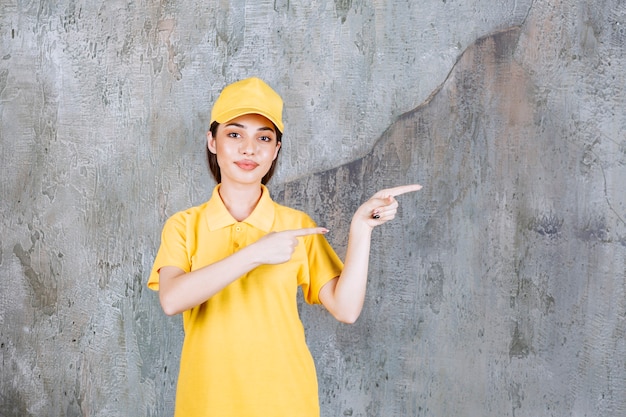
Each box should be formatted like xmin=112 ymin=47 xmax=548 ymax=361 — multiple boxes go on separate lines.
xmin=235 ymin=160 xmax=259 ymax=171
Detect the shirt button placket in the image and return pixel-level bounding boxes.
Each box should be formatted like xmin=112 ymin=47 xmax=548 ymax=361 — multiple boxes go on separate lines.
xmin=233 ymin=223 xmax=243 ymax=250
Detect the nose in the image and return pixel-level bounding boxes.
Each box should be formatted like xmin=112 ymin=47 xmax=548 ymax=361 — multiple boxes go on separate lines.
xmin=239 ymin=136 xmax=256 ymax=155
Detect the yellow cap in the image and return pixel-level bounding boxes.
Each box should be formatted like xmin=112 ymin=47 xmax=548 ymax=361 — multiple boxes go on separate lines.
xmin=210 ymin=77 xmax=284 ymax=133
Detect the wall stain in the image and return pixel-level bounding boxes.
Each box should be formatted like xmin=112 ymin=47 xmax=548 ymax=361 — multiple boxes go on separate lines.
xmin=335 ymin=0 xmax=353 ymax=23
xmin=97 ymin=259 xmax=122 ymax=289
xmin=578 ymin=215 xmax=612 ymax=243
xmin=424 ymin=263 xmax=445 ymax=314
xmin=511 ymin=276 xmax=555 ymax=316
xmin=0 ymin=68 xmax=8 ymax=95
xmin=509 ymin=322 xmax=531 ymax=358
xmin=528 ymin=211 xmax=564 ymax=238
xmin=507 ymin=381 xmax=524 ymax=416
xmin=608 ymin=7 xmax=626 ymax=48
xmin=0 ymin=387 xmax=31 ymax=417
xmin=157 ymin=19 xmax=183 ymax=80
xmin=509 ymin=274 xmax=555 ymax=359
xmin=12 ymin=228 xmax=59 ymax=315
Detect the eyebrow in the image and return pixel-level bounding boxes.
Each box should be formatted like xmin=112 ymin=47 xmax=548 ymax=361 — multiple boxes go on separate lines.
xmin=225 ymin=122 xmax=275 ymax=133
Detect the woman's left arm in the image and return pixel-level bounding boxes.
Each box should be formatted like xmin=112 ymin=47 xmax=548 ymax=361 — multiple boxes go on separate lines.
xmin=319 ymin=184 xmax=422 ymax=323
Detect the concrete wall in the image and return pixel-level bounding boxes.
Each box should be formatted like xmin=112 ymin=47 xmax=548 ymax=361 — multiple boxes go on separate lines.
xmin=1 ymin=0 xmax=624 ymax=416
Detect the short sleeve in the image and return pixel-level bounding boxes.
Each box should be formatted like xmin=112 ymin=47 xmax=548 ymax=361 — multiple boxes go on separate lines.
xmin=300 ymin=232 xmax=344 ymax=305
xmin=147 ymin=213 xmax=192 ymax=291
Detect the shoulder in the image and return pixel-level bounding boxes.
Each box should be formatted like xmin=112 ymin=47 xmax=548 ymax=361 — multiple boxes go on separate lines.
xmin=163 ymin=202 xmax=209 ymax=230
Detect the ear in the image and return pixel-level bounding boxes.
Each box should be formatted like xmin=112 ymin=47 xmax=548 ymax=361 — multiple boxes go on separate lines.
xmin=207 ymin=131 xmax=217 ymax=154
xmin=272 ymin=140 xmax=281 ymax=161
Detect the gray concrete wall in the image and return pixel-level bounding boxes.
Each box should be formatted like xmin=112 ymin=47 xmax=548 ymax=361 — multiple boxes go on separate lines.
xmin=1 ymin=1 xmax=624 ymax=416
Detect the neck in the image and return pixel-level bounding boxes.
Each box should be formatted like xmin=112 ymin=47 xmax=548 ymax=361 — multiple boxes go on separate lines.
xmin=218 ymin=181 xmax=263 ymax=222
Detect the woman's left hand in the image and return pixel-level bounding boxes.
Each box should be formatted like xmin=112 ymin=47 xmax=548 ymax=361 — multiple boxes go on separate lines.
xmin=354 ymin=184 xmax=422 ymax=228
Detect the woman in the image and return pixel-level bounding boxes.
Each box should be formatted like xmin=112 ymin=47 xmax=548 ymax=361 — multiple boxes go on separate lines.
xmin=148 ymin=77 xmax=421 ymax=417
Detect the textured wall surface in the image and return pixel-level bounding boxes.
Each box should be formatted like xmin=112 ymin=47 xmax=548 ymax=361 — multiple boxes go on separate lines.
xmin=1 ymin=1 xmax=625 ymax=416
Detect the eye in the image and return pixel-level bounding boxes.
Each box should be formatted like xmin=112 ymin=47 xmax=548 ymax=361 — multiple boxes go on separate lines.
xmin=258 ymin=135 xmax=272 ymax=142
xmin=227 ymin=132 xmax=241 ymax=138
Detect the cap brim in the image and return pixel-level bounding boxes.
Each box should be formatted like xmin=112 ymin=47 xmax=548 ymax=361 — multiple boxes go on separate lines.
xmin=213 ymin=108 xmax=284 ymax=133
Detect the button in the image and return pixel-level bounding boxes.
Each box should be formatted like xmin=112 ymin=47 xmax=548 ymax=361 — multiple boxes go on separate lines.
xmin=235 ymin=226 xmax=242 ymax=232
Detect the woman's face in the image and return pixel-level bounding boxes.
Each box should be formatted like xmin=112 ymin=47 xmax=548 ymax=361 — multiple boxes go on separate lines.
xmin=207 ymin=113 xmax=281 ymax=186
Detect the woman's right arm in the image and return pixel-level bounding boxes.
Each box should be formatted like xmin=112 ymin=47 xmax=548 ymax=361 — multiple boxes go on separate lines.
xmin=158 ymin=227 xmax=328 ymax=316
xmin=158 ymin=243 xmax=262 ymax=316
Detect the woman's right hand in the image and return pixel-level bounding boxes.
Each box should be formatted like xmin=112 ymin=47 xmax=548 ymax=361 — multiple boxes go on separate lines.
xmin=250 ymin=227 xmax=328 ymax=265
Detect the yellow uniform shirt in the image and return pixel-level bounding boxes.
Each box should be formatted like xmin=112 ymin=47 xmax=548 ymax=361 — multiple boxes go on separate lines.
xmin=148 ymin=185 xmax=344 ymax=417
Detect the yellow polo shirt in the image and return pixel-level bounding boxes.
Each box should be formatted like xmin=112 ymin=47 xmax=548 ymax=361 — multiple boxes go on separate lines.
xmin=148 ymin=185 xmax=343 ymax=417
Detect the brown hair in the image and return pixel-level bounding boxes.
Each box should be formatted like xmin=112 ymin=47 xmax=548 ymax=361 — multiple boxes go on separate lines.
xmin=207 ymin=121 xmax=283 ymax=185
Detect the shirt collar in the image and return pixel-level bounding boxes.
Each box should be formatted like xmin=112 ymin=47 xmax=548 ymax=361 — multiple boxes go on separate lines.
xmin=205 ymin=184 xmax=275 ymax=232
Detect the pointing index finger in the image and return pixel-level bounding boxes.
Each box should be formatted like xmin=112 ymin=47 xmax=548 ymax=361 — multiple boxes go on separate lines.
xmin=288 ymin=227 xmax=329 ymax=237
xmin=381 ymin=184 xmax=423 ymax=198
